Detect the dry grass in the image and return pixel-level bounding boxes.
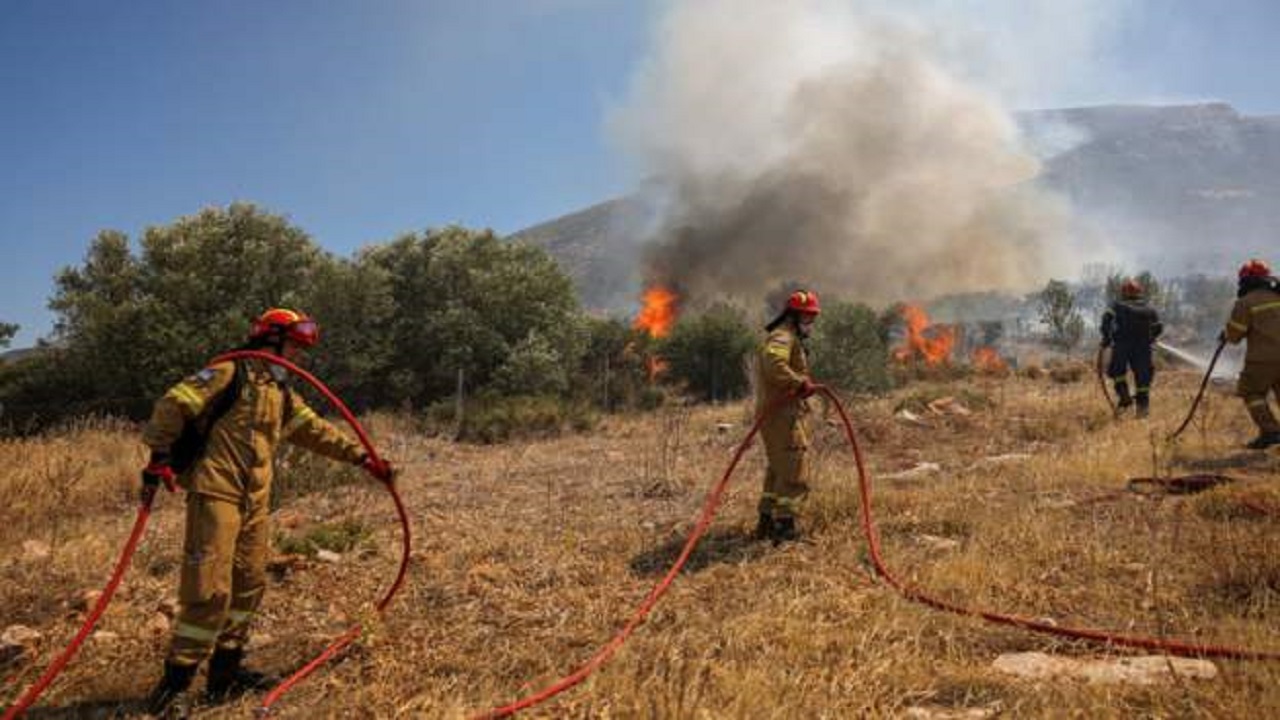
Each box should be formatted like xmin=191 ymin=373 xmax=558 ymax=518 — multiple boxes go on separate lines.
xmin=2 ymin=372 xmax=1279 ymax=718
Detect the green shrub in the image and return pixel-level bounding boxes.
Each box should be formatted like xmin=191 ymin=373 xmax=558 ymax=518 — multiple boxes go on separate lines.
xmin=808 ymin=301 xmax=892 ymax=394
xmin=276 ymin=518 xmax=372 ymax=557
xmin=658 ymin=303 xmax=754 ymax=402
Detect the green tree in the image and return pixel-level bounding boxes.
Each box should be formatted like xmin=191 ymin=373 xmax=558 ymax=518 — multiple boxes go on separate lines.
xmin=808 ymin=301 xmax=891 ymax=394
xmin=1038 ymin=279 xmax=1084 ymax=350
xmin=47 ymin=230 xmax=151 ymax=414
xmin=0 ymin=322 xmax=17 ymax=349
xmin=659 ymin=303 xmax=755 ymax=402
xmin=136 ymin=203 xmax=328 ymax=384
xmin=577 ymin=317 xmax=653 ymax=411
xmin=299 ymin=253 xmax=396 ymax=410
xmin=21 ymin=204 xmax=333 ymax=425
xmin=366 ymin=226 xmax=583 ymax=407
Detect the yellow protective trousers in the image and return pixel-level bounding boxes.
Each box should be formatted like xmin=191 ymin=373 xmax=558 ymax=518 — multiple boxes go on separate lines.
xmin=1238 ymin=360 xmax=1280 ymax=434
xmin=759 ymin=411 xmax=810 ymax=520
xmin=168 ymin=492 xmax=270 ymax=666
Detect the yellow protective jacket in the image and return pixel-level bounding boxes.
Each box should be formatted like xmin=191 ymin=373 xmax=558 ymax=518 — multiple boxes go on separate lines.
xmin=755 ymin=325 xmax=811 ymax=443
xmin=1225 ymin=286 xmax=1280 ymax=363
xmin=143 ymin=358 xmax=365 ymax=505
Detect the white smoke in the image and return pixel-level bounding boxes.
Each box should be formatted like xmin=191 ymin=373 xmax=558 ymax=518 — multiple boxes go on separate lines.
xmin=609 ymin=0 xmax=1130 ymax=308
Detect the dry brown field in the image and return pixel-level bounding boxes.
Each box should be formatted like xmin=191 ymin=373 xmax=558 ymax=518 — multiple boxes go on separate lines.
xmin=2 ymin=368 xmax=1278 ymax=718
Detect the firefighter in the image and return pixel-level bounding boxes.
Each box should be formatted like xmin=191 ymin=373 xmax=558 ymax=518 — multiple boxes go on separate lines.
xmin=142 ymin=308 xmax=395 ymax=715
xmin=1100 ymin=278 xmax=1163 ymax=418
xmin=755 ymin=289 xmax=820 ymax=544
xmin=1223 ymin=259 xmax=1280 ymax=449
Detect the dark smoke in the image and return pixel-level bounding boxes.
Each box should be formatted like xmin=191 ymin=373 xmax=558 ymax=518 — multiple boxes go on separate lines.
xmin=614 ymin=1 xmax=1075 ymax=311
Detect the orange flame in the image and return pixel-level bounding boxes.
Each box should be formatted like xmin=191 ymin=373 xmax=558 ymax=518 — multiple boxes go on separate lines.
xmin=894 ymin=304 xmax=955 ymax=366
xmin=971 ymin=346 xmax=1008 ymax=374
xmin=646 ymin=355 xmax=669 ymax=381
xmin=634 ymin=285 xmax=678 ymax=338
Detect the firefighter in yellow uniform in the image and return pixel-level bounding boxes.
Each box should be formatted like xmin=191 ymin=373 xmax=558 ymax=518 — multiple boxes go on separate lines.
xmin=142 ymin=308 xmax=395 ymax=715
xmin=1223 ymin=259 xmax=1280 ymax=450
xmin=755 ymin=289 xmax=821 ymax=543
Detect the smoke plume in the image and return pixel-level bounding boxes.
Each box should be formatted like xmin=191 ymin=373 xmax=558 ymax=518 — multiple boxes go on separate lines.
xmin=611 ymin=0 xmax=1085 ymax=309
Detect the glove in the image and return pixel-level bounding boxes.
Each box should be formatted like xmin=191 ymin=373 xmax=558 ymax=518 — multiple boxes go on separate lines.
xmin=798 ymin=378 xmax=818 ymax=399
xmin=141 ymin=461 xmax=177 ymax=493
xmin=359 ymin=455 xmax=395 ymax=483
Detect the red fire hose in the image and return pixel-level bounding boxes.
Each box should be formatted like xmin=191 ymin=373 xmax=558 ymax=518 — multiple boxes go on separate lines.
xmin=2 ymin=350 xmax=409 ymax=718
xmin=2 ymin=487 xmax=164 ymax=720
xmin=473 ymin=384 xmax=1279 ymax=718
xmin=1167 ymin=339 xmax=1227 ymax=441
xmin=821 ymin=385 xmax=1280 ymax=661
xmin=471 ymin=393 xmax=786 ymax=719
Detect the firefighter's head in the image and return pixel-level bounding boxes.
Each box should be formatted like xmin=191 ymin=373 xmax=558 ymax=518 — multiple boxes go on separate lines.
xmin=1119 ymin=278 xmax=1144 ymax=300
xmin=1238 ymin=259 xmax=1274 ymax=296
xmin=767 ymin=289 xmax=821 ymax=336
xmin=249 ymin=307 xmax=319 ymax=358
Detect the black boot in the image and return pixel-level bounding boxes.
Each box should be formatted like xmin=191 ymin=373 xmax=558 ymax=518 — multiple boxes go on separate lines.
xmin=146 ymin=660 xmax=197 ymax=717
xmin=771 ymin=517 xmax=800 ymax=545
xmin=1135 ymin=392 xmax=1150 ymax=419
xmin=1114 ymin=381 xmax=1133 ymax=416
xmin=205 ymin=647 xmax=275 ymax=702
xmin=754 ymin=512 xmax=775 ymax=541
xmin=1245 ymin=432 xmax=1280 ymax=450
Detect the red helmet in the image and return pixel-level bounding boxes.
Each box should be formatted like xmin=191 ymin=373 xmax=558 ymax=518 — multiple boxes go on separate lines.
xmin=1239 ymin=259 xmax=1271 ymax=280
xmin=249 ymin=307 xmax=319 ymax=347
xmin=1120 ymin=278 xmax=1144 ymax=299
xmin=786 ymin=289 xmax=821 ymax=315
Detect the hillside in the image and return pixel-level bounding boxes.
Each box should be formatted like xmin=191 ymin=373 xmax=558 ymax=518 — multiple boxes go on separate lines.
xmin=3 ymin=370 xmax=1279 ymax=717
xmin=512 ymin=104 xmax=1280 ymax=312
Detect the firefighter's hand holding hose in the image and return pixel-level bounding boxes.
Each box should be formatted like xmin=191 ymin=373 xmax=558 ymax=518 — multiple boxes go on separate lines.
xmin=140 ymin=453 xmax=178 ymax=499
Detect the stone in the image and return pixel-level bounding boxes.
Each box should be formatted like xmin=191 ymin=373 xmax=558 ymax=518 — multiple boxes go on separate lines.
xmin=904 ymin=705 xmax=999 ymax=720
xmin=315 ymin=549 xmax=342 ymax=564
xmin=21 ymin=540 xmax=51 ymax=561
xmin=992 ymin=652 xmax=1217 ymax=685
xmin=883 ymin=462 xmax=942 ymax=480
xmin=915 ymin=534 xmax=960 ymax=552
xmin=148 ymin=613 xmax=171 ymax=636
xmin=979 ymin=453 xmax=1032 ymax=465
xmin=72 ymin=589 xmax=103 ymax=612
xmin=1 ymin=625 xmax=42 ymax=665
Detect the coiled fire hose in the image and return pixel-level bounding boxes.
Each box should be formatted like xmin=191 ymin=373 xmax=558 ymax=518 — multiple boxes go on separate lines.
xmin=474 ymin=383 xmax=1279 ymax=718
xmin=1167 ymin=339 xmax=1227 ymax=441
xmin=3 ymin=350 xmax=410 ymax=719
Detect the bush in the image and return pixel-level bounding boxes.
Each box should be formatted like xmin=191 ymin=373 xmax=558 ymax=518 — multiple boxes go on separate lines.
xmin=276 ymin=519 xmax=372 ymax=557
xmin=576 ymin=317 xmax=654 ymax=412
xmin=658 ymin=303 xmax=755 ymax=402
xmin=808 ymin=301 xmax=891 ymax=394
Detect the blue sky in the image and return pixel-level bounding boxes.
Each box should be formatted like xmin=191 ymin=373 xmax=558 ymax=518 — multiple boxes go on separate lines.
xmin=3 ymin=0 xmax=1280 ymax=347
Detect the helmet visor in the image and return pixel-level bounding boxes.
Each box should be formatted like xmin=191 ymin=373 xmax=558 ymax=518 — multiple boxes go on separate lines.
xmin=289 ymin=319 xmax=319 ymax=346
